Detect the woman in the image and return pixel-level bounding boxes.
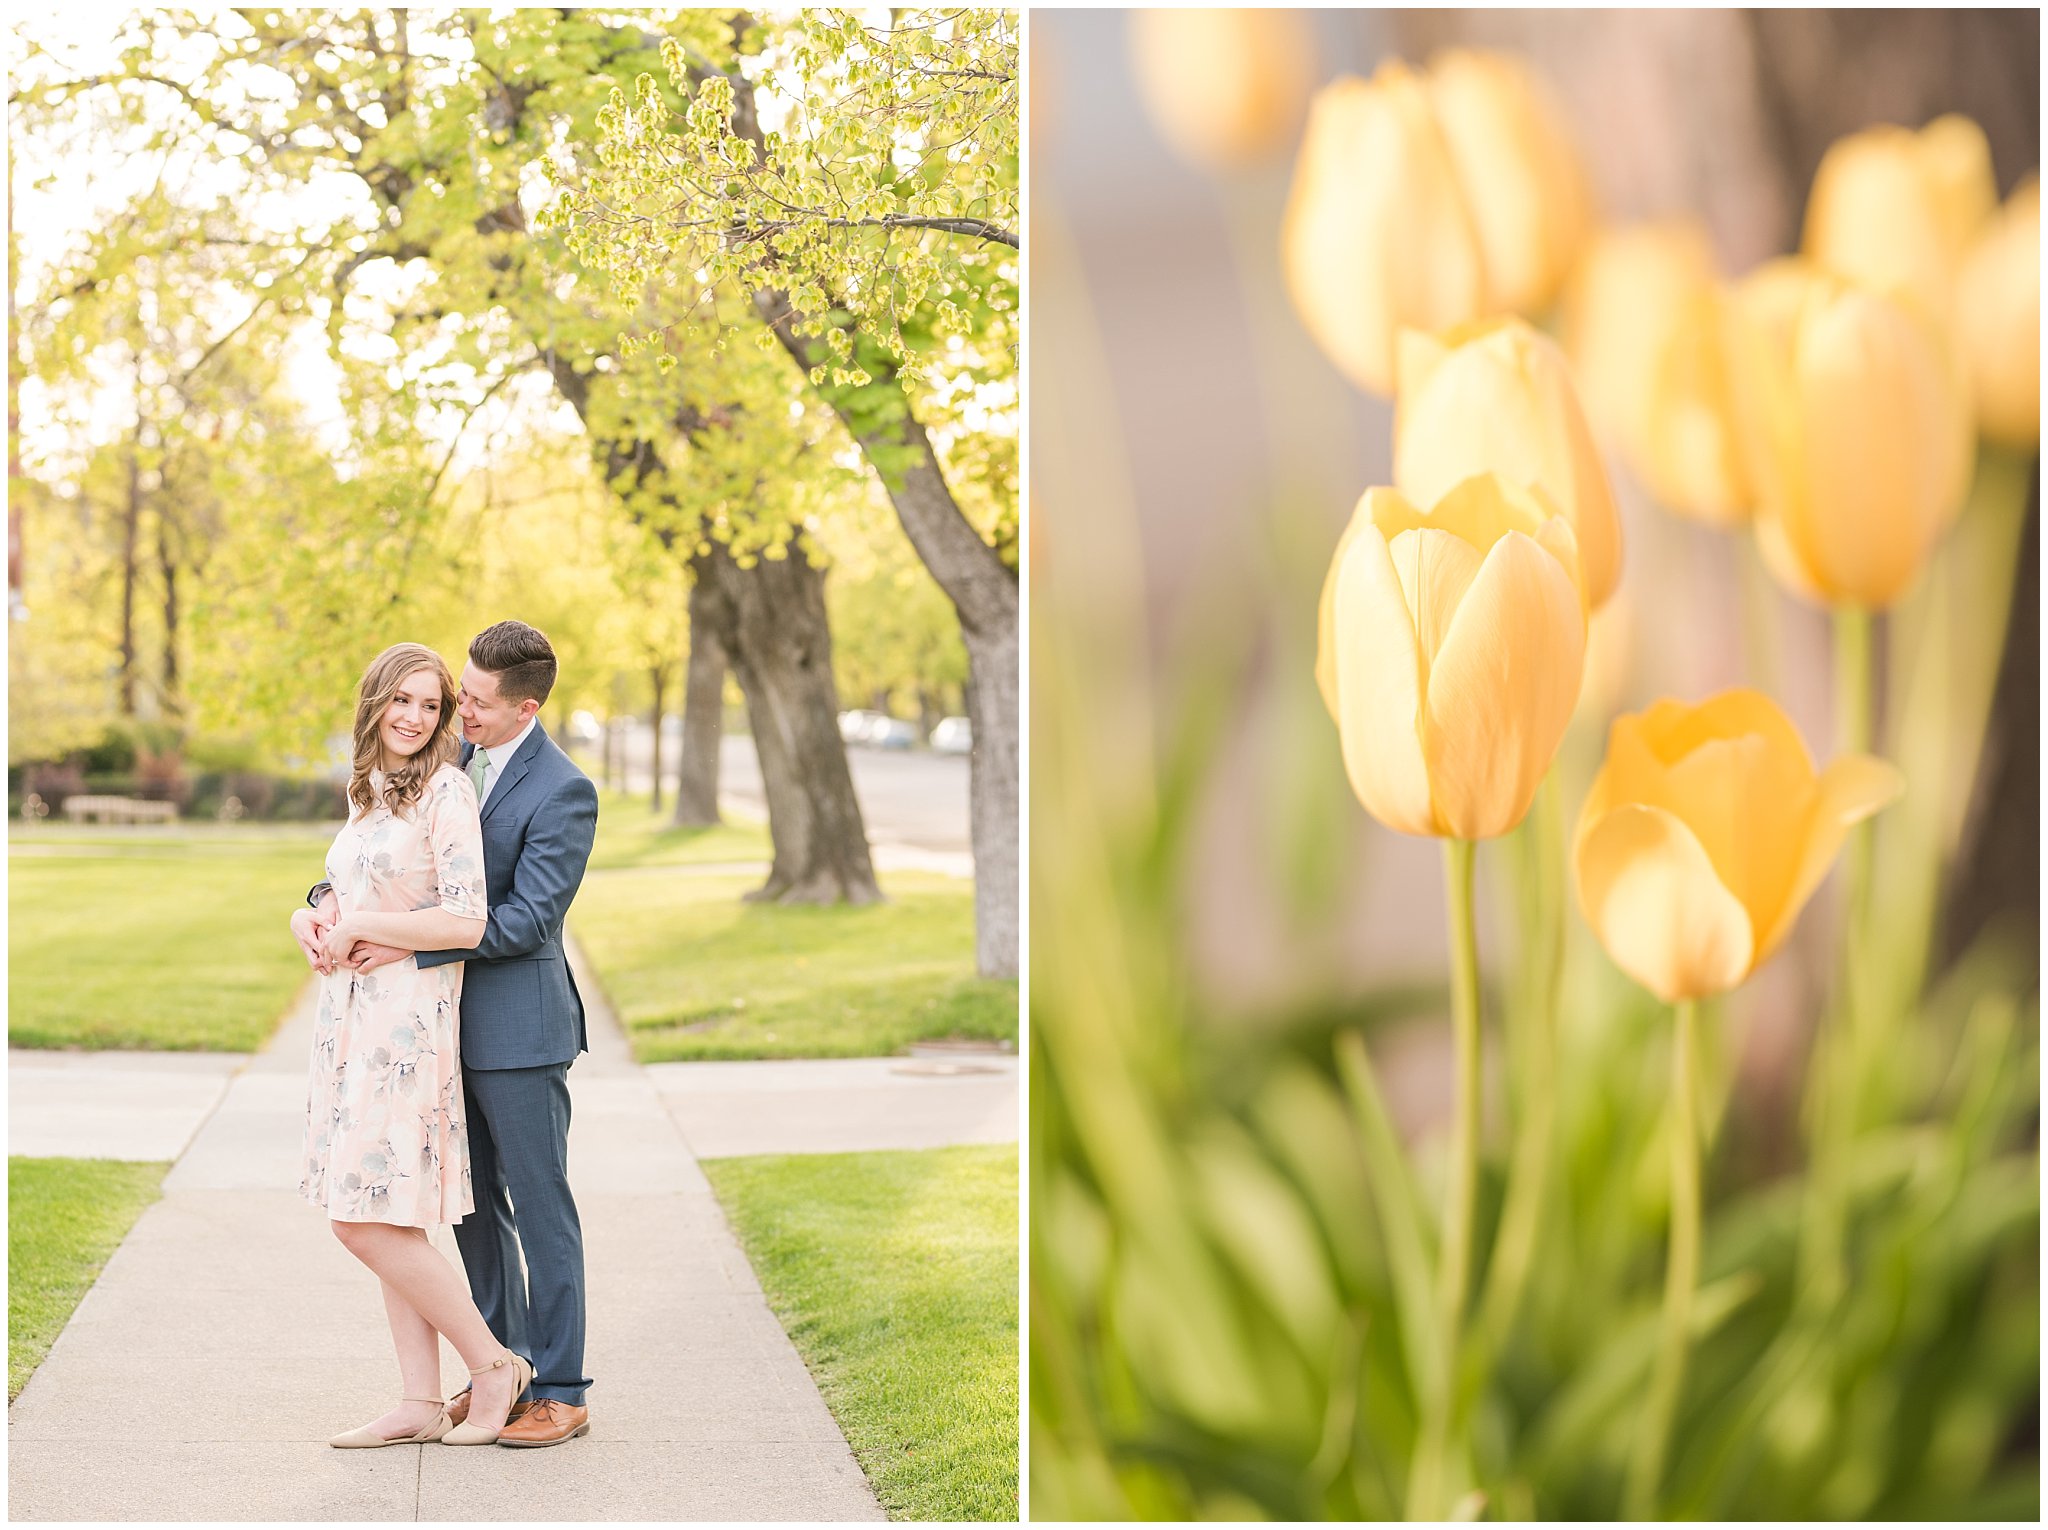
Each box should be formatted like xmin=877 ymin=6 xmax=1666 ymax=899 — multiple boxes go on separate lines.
xmin=286 ymin=642 xmax=531 ymax=1447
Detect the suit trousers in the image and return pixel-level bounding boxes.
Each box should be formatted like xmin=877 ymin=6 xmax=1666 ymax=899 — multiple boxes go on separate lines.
xmin=453 ymin=1061 xmax=591 ymax=1405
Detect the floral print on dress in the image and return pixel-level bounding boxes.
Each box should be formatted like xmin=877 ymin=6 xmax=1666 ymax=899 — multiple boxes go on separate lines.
xmin=301 ymin=763 xmax=486 ymax=1226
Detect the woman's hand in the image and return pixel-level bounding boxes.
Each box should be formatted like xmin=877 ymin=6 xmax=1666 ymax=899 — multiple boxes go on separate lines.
xmin=291 ymin=907 xmax=335 ymax=974
xmin=320 ymin=917 xmax=361 ymax=969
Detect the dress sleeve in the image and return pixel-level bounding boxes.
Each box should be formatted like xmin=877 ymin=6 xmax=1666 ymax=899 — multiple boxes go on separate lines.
xmin=426 ymin=766 xmax=488 ymax=920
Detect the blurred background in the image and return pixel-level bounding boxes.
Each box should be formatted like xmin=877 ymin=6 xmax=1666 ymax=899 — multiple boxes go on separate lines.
xmin=1029 ymin=8 xmax=2037 ymax=1520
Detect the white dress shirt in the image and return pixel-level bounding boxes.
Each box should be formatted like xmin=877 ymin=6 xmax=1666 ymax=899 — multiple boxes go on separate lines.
xmin=474 ymin=715 xmax=538 ymax=811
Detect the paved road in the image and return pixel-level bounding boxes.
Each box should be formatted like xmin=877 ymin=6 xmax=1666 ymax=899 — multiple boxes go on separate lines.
xmin=590 ymin=731 xmax=972 ymax=857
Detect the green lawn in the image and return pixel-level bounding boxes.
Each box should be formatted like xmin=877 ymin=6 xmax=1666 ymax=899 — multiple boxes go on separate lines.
xmin=705 ymin=1145 xmax=1019 ymax=1521
xmin=9 ymin=1157 xmax=169 ymax=1398
xmin=587 ymin=788 xmax=773 ymax=871
xmin=571 ymin=869 xmax=1017 ymax=1061
xmin=9 ymin=826 xmax=325 ymax=1050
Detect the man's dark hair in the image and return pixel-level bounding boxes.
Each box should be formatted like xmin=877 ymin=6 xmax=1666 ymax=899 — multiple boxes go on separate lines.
xmin=470 ymin=620 xmax=558 ymax=707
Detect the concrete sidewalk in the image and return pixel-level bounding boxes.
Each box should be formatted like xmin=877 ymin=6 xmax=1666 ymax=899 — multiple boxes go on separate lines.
xmin=7 ymin=942 xmax=887 ymax=1522
xmin=11 ymin=1012 xmax=1017 ymax=1168
xmin=8 ymin=1048 xmax=247 ymax=1161
xmin=650 ymin=1053 xmax=1018 ymax=1160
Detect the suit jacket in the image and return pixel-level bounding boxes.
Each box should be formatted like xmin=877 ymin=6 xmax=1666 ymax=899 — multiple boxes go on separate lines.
xmin=413 ymin=720 xmax=600 ymax=1071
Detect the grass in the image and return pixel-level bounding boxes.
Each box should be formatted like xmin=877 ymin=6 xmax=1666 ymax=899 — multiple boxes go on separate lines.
xmin=704 ymin=1144 xmax=1019 ymax=1522
xmin=9 ymin=1157 xmax=169 ymax=1398
xmin=587 ymin=788 xmax=774 ymax=871
xmin=570 ymin=869 xmax=1017 ymax=1061
xmin=9 ymin=825 xmax=325 ymax=1050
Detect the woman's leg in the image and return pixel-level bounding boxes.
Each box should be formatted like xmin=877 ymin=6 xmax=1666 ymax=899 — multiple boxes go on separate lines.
xmin=332 ymin=1221 xmax=523 ymax=1430
xmin=342 ymin=1278 xmax=450 ymax=1440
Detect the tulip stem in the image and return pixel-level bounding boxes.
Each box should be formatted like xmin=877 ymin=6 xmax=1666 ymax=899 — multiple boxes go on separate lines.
xmin=1800 ymin=606 xmax=1877 ymax=1311
xmin=1475 ymin=774 xmax=1563 ymax=1362
xmin=1833 ymin=604 xmax=1878 ymax=1120
xmin=1410 ymin=836 xmax=1484 ymax=1519
xmin=1833 ymin=606 xmax=1876 ymax=966
xmin=1626 ymin=999 xmax=1701 ymax=1520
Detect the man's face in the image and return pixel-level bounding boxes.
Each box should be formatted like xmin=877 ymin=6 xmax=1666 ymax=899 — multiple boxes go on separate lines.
xmin=457 ymin=664 xmax=535 ymax=750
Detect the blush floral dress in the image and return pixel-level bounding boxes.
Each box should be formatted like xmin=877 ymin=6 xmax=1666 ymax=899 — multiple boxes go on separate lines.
xmin=300 ymin=763 xmax=486 ymax=1226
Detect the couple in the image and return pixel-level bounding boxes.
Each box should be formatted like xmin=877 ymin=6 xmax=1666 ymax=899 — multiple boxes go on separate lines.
xmin=286 ymin=620 xmax=600 ymax=1449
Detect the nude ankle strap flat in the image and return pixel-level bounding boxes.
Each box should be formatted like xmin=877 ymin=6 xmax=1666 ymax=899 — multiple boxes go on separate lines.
xmin=441 ymin=1351 xmax=535 ymax=1446
xmin=329 ymin=1396 xmax=454 ymax=1449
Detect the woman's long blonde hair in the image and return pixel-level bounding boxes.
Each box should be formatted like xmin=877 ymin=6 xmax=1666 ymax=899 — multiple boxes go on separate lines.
xmin=347 ymin=644 xmax=459 ymax=819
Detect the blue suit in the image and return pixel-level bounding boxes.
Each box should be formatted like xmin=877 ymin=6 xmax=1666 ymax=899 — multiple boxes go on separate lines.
xmin=414 ymin=720 xmax=599 ymax=1406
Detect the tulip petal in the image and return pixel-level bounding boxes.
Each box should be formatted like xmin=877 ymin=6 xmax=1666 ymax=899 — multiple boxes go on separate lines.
xmin=1579 ymin=688 xmax=1816 ymax=941
xmin=1804 ymin=128 xmax=1956 ymax=321
xmin=1420 ymin=527 xmax=1584 ymax=838
xmin=1575 ymin=710 xmax=1663 ymax=855
xmin=1282 ymin=67 xmax=1487 ymax=395
xmin=1315 ymin=494 xmax=1382 ymax=720
xmin=1373 ymin=470 xmax=1554 ymax=556
xmin=1397 ymin=328 xmax=1451 ymax=403
xmin=1797 ymin=289 xmax=1962 ymax=606
xmin=1634 ymin=687 xmax=1815 ymax=771
xmin=1333 ymin=523 xmax=1438 ymax=835
xmin=1386 ymin=526 xmax=1485 ymax=669
xmin=1426 ymin=49 xmax=1591 ymax=316
xmin=1658 ymin=734 xmax=1807 ymax=945
xmin=1394 ymin=319 xmax=1623 ymax=606
xmin=1958 ymin=180 xmax=2042 ymax=450
xmin=1730 ymin=262 xmax=1829 ymax=598
xmin=1753 ymin=754 xmax=1906 ymax=963
xmin=1577 ymin=804 xmax=1755 ymax=1003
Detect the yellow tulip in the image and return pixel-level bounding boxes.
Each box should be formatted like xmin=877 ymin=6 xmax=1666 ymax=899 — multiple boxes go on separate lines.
xmin=1563 ymin=223 xmax=1750 ymax=527
xmin=1282 ymin=52 xmax=1588 ymax=395
xmin=1282 ymin=62 xmax=1486 ymax=396
xmin=1727 ymin=259 xmax=1973 ymax=610
xmin=1575 ymin=689 xmax=1902 ymax=1003
xmin=1394 ymin=317 xmax=1624 ymax=608
xmin=1129 ymin=8 xmax=1314 ymax=170
xmin=1426 ymin=49 xmax=1592 ymax=317
xmin=1803 ymin=114 xmax=1998 ymax=324
xmin=1316 ymin=475 xmax=1586 ymax=841
xmin=1955 ymin=178 xmax=2041 ymax=449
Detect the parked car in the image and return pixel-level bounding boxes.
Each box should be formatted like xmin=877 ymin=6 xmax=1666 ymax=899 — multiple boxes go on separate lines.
xmin=839 ymin=710 xmax=887 ymax=744
xmin=871 ymin=717 xmax=919 ymax=751
xmin=930 ymin=716 xmax=972 ymax=755
xmin=567 ymin=711 xmax=601 ymax=748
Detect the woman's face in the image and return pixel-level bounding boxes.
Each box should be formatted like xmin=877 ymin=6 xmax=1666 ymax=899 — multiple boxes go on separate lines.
xmin=380 ymin=668 xmax=444 ymax=765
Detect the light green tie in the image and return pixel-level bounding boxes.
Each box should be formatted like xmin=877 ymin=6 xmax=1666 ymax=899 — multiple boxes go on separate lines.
xmin=468 ymin=747 xmax=491 ymax=801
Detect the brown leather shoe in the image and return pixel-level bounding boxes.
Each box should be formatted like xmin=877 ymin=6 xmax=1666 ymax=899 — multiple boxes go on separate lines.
xmin=447 ymin=1393 xmax=533 ymax=1429
xmin=496 ymin=1397 xmax=590 ymax=1448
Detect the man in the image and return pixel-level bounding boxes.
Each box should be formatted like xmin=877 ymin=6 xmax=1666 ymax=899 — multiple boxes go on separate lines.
xmin=300 ymin=620 xmax=600 ymax=1447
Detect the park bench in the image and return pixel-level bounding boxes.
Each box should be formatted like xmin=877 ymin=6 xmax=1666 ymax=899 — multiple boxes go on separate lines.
xmin=61 ymin=795 xmax=179 ymax=825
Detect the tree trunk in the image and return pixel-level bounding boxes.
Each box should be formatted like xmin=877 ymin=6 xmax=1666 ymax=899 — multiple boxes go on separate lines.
xmin=538 ymin=356 xmax=870 ymax=895
xmin=119 ymin=420 xmax=140 ymax=718
xmin=750 ymin=294 xmax=1020 ymax=975
xmin=674 ymin=558 xmax=726 ymax=827
xmin=158 ymin=513 xmax=179 ymax=720
xmin=961 ymin=621 xmax=1020 ymax=979
xmin=692 ymin=538 xmax=880 ymax=905
xmin=648 ymin=661 xmax=666 ymax=814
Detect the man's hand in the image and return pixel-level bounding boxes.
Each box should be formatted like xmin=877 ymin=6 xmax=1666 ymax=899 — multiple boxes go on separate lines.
xmin=315 ymin=889 xmax=340 ymax=921
xmin=345 ymin=942 xmax=410 ymax=974
xmin=290 ymin=907 xmax=336 ymax=974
